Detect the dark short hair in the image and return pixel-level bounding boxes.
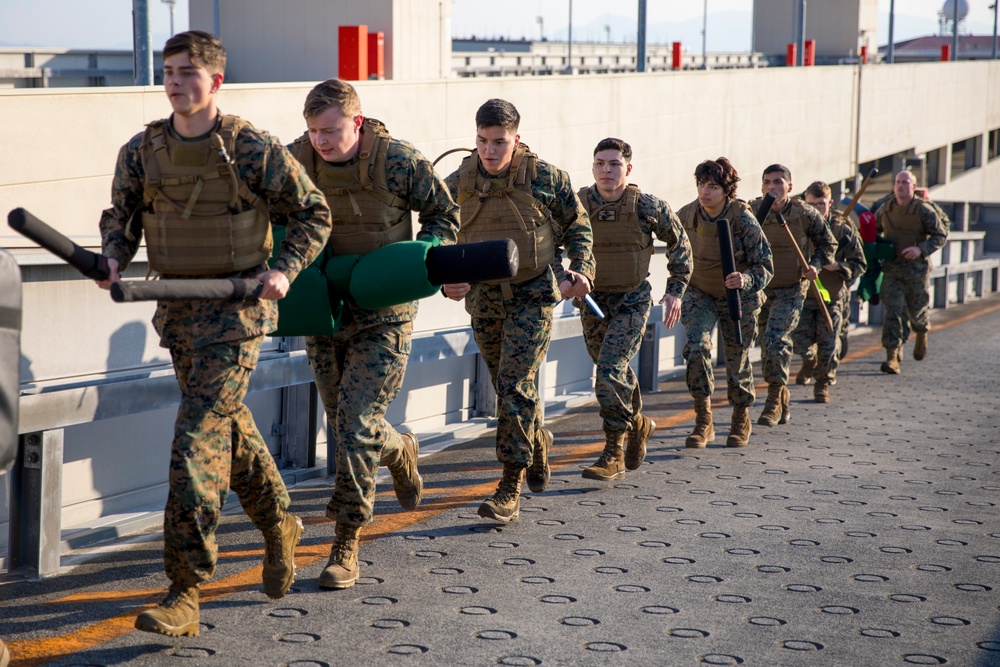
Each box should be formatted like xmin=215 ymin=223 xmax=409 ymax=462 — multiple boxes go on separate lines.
xmin=804 ymin=181 xmax=831 ymax=200
xmin=593 ymin=138 xmax=632 ymax=161
xmin=694 ymin=157 xmax=740 ymax=200
xmin=163 ymin=30 xmax=226 ymax=73
xmin=476 ymin=98 xmax=520 ymax=131
xmin=762 ymin=163 xmax=792 ymax=181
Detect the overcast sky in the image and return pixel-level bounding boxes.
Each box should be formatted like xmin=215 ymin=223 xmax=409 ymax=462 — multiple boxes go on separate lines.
xmin=0 ymin=0 xmax=996 ymax=50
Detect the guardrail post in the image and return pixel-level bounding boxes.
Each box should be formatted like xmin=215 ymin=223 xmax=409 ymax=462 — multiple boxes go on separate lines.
xmin=638 ymin=322 xmax=660 ymax=392
xmin=9 ymin=429 xmax=63 ymax=577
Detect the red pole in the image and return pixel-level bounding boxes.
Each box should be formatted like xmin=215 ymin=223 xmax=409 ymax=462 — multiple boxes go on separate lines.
xmin=786 ymin=43 xmax=797 ymax=66
xmin=860 ymin=45 xmax=868 ymax=64
xmin=672 ymin=41 xmax=682 ymax=70
xmin=941 ymin=44 xmax=951 ymax=61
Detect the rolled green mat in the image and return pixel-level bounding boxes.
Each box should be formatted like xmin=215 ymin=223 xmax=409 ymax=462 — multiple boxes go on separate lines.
xmin=350 ymin=240 xmax=439 ymax=310
xmin=268 ymin=225 xmax=340 ymax=337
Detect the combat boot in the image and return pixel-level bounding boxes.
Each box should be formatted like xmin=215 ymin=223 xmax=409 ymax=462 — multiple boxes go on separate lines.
xmin=726 ymin=407 xmax=752 ymax=448
xmin=526 ymin=428 xmax=552 ymax=492
xmin=261 ymin=512 xmax=303 ymax=599
xmin=779 ymin=385 xmax=791 ymax=424
xmin=795 ymin=356 xmax=815 ymax=385
xmin=757 ymin=383 xmax=783 ymax=427
xmin=582 ymin=431 xmax=626 ymax=481
xmin=881 ymin=347 xmax=901 ymax=374
xmin=814 ymin=380 xmax=830 ymax=404
xmin=625 ymin=413 xmax=655 ymax=469
xmin=685 ymin=398 xmax=715 ymax=448
xmin=478 ymin=465 xmax=523 ymax=523
xmin=382 ymin=432 xmax=423 ymax=510
xmin=134 ymin=584 xmax=200 ymax=637
xmin=319 ymin=522 xmax=361 ymax=590
xmin=913 ymin=332 xmax=928 ymax=361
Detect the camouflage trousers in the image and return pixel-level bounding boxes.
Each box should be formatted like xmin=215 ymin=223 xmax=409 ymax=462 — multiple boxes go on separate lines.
xmin=758 ymin=283 xmax=807 ymax=385
xmin=306 ymin=318 xmax=412 ymax=528
xmin=791 ymin=296 xmax=845 ymax=383
xmin=880 ymin=258 xmax=931 ymax=349
xmin=166 ymin=337 xmax=289 ymax=587
xmin=472 ymin=300 xmax=554 ymax=468
xmin=581 ymin=292 xmax=651 ymax=433
xmin=681 ymin=287 xmax=760 ymax=409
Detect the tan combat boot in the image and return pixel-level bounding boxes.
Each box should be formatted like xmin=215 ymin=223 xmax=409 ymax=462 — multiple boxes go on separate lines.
xmin=814 ymin=380 xmax=830 ymax=403
xmin=913 ymin=332 xmax=928 ymax=360
xmin=261 ymin=512 xmax=304 ymax=599
xmin=478 ymin=465 xmax=524 ymax=523
xmin=685 ymin=398 xmax=715 ymax=448
xmin=727 ymin=407 xmax=752 ymax=447
xmin=757 ymin=384 xmax=783 ymax=427
xmin=319 ymin=522 xmax=361 ymax=590
xmin=625 ymin=413 xmax=655 ymax=469
xmin=526 ymin=428 xmax=552 ymax=492
xmin=134 ymin=584 xmax=200 ymax=637
xmin=881 ymin=347 xmax=901 ymax=374
xmin=795 ymin=355 xmax=816 ymax=385
xmin=382 ymin=432 xmax=423 ymax=510
xmin=582 ymin=431 xmax=626 ymax=481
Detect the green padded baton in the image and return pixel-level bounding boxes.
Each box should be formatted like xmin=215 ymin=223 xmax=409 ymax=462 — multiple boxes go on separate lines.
xmin=268 ymin=225 xmax=341 ymax=337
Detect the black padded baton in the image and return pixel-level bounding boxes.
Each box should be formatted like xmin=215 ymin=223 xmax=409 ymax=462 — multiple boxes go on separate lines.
xmin=754 ymin=191 xmax=777 ymax=225
xmin=425 ymin=238 xmax=519 ymax=285
xmin=8 ymin=207 xmax=111 ymax=281
xmin=111 ymin=278 xmax=263 ymax=302
xmin=716 ymin=218 xmax=744 ymax=347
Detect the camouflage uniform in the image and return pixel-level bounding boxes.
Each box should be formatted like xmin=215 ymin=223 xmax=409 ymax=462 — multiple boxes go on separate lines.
xmin=298 ymin=132 xmax=460 ymax=528
xmin=100 ymin=114 xmax=331 ymax=587
xmin=791 ymin=212 xmax=866 ymax=383
xmin=750 ymin=198 xmax=836 ymax=386
xmin=578 ymin=185 xmax=692 ymax=432
xmin=876 ymin=198 xmax=948 ymax=348
xmin=445 ymin=160 xmax=595 ymax=468
xmin=679 ymin=200 xmax=772 ymax=407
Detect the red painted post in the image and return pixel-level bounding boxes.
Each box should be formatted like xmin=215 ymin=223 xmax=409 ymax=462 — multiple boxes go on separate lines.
xmin=860 ymin=45 xmax=868 ymax=64
xmin=672 ymin=42 xmax=682 ymax=70
xmin=338 ymin=25 xmax=368 ymax=80
xmin=803 ymin=39 xmax=815 ymax=66
xmin=941 ymin=44 xmax=951 ymax=61
xmin=368 ymin=31 xmax=385 ymax=80
xmin=786 ymin=43 xmax=797 ymax=66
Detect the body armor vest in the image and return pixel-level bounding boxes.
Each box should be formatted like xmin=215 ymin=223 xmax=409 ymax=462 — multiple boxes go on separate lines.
xmin=810 ymin=213 xmax=849 ymax=300
xmin=456 ymin=145 xmax=555 ymax=286
xmin=677 ymin=200 xmax=750 ymax=299
xmin=758 ymin=199 xmax=810 ymax=289
xmin=291 ymin=118 xmax=411 ymax=256
xmin=880 ymin=197 xmax=928 ymax=259
xmin=137 ymin=115 xmax=272 ymax=276
xmin=579 ymin=184 xmax=653 ymax=292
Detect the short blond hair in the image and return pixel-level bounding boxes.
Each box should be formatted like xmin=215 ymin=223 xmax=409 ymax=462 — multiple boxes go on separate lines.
xmin=303 ymin=79 xmax=362 ymax=119
xmin=804 ymin=181 xmax=832 ymax=200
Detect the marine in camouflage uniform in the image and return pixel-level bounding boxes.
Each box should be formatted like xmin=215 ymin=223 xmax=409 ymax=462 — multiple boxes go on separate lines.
xmin=98 ymin=31 xmax=331 ymax=637
xmin=749 ymin=165 xmax=835 ymax=427
xmin=678 ymin=158 xmax=772 ymax=449
xmin=289 ymin=80 xmax=460 ymax=590
xmin=790 ymin=182 xmax=867 ymax=402
xmin=874 ymin=171 xmax=948 ymax=374
xmin=444 ymin=99 xmax=594 ymax=523
xmin=576 ymin=138 xmax=691 ymax=480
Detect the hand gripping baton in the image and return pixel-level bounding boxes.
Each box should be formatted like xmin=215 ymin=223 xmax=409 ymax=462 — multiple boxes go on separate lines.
xmin=716 ymin=217 xmax=743 ymax=346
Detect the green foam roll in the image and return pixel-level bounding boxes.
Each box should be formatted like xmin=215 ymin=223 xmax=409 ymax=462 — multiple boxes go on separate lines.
xmin=268 ymin=225 xmax=341 ymax=337
xmin=350 ymin=239 xmax=440 ymax=310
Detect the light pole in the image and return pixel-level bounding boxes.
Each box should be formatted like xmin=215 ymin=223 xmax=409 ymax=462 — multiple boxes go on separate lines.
xmin=991 ymin=3 xmax=997 ymax=59
xmin=537 ymin=15 xmax=544 ymax=41
xmin=567 ymin=0 xmax=573 ymax=74
xmin=605 ymin=24 xmax=611 ymax=43
xmin=701 ymin=0 xmax=708 ymax=69
xmin=887 ymin=0 xmax=895 ymax=63
xmin=162 ymin=0 xmax=176 ymax=37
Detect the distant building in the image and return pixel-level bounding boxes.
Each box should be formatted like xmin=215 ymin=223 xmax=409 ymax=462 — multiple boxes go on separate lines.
xmin=880 ymin=35 xmax=1000 ymax=63
xmin=0 ymin=48 xmax=162 ymax=88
